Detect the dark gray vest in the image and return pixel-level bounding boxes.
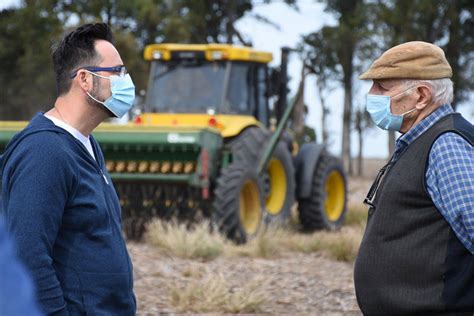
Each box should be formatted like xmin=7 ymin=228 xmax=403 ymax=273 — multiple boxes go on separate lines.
xmin=354 ymin=113 xmax=474 ymax=315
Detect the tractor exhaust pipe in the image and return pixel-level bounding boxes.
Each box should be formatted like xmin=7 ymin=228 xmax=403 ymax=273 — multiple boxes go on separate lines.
xmin=257 ymin=47 xmax=298 ymax=174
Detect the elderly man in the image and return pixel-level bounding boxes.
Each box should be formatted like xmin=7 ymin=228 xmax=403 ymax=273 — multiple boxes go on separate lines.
xmin=0 ymin=23 xmax=136 ymax=315
xmin=354 ymin=41 xmax=473 ymax=314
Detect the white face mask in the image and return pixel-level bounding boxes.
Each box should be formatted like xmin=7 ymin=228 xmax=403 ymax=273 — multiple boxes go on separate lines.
xmin=366 ymin=86 xmax=417 ymax=131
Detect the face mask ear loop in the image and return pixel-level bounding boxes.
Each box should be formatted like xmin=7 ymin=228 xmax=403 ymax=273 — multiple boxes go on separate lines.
xmin=83 ymin=69 xmax=111 ymax=80
xmin=87 ymin=92 xmax=106 ymax=105
xmin=392 ymin=85 xmax=417 ymax=99
xmin=400 ymin=107 xmax=417 ymax=116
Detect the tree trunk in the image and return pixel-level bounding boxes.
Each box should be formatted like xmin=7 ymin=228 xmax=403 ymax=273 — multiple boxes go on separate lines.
xmin=316 ymin=78 xmax=329 ymax=146
xmin=388 ymin=130 xmax=396 ymax=159
xmin=446 ymin=1 xmax=461 ymax=110
xmin=292 ymin=65 xmax=306 ymax=136
xmin=342 ymin=79 xmax=353 ymax=175
xmin=358 ymin=126 xmax=363 ymax=177
xmin=225 ymin=0 xmax=236 ymax=44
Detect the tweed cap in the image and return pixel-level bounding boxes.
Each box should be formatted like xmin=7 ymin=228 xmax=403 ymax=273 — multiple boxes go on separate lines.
xmin=359 ymin=41 xmax=452 ymax=80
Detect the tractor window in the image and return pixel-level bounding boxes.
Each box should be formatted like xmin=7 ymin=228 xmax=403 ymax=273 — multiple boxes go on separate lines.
xmin=146 ymin=60 xmax=225 ymax=113
xmin=224 ymin=63 xmax=255 ymax=115
xmin=256 ymin=65 xmax=269 ymax=125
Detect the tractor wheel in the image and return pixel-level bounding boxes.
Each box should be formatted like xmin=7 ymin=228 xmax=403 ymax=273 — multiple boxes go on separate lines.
xmin=229 ymin=127 xmax=269 ymax=163
xmin=229 ymin=127 xmax=295 ymax=223
xmin=212 ymin=163 xmax=265 ymax=243
xmin=298 ymin=152 xmax=347 ymax=231
xmin=264 ymin=142 xmax=295 ymax=223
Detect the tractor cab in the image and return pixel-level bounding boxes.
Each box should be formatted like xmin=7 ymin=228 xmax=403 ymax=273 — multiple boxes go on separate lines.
xmin=142 ymin=44 xmax=275 ymax=132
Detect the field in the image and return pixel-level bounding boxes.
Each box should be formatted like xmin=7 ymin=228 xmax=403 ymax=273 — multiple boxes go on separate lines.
xmin=128 ymin=159 xmax=385 ymax=315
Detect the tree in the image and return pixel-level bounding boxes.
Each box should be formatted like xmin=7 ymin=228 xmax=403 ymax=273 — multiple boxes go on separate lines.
xmin=302 ymin=0 xmax=374 ymax=175
xmin=373 ymin=0 xmax=474 ymax=156
xmin=0 ymin=4 xmax=62 ymax=120
xmin=301 ymin=36 xmax=338 ymax=147
xmin=353 ymin=105 xmax=374 ymax=176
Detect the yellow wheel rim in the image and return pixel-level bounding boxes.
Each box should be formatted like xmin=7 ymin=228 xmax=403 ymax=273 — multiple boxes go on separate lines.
xmin=266 ymin=158 xmax=287 ymax=215
xmin=324 ymin=170 xmax=345 ymax=221
xmin=239 ymin=180 xmax=261 ymax=235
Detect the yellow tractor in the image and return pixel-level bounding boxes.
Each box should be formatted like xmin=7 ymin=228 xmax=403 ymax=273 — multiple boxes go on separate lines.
xmin=114 ymin=43 xmax=348 ymax=242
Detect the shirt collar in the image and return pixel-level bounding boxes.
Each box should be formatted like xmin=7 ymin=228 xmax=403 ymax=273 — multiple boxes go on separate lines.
xmin=396 ymin=103 xmax=454 ymax=151
xmin=44 ymin=114 xmax=90 ymax=144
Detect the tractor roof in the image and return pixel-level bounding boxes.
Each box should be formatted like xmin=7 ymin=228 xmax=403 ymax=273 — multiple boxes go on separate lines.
xmin=144 ymin=43 xmax=273 ymax=64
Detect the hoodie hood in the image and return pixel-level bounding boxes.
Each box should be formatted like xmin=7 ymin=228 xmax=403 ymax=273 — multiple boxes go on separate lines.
xmin=0 ymin=113 xmax=71 ymax=175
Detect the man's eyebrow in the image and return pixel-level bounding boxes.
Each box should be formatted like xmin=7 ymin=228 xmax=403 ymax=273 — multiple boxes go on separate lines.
xmin=378 ymin=81 xmax=392 ymax=89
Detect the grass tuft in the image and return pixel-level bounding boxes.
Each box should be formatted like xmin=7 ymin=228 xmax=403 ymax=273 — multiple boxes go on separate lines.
xmin=345 ymin=202 xmax=369 ymax=227
xmin=169 ymin=273 xmax=267 ymax=313
xmin=146 ymin=220 xmax=226 ymax=261
xmin=311 ymin=226 xmax=364 ymax=262
xmin=146 ymin=218 xmax=364 ymax=263
xmin=228 ymin=225 xmax=287 ymax=259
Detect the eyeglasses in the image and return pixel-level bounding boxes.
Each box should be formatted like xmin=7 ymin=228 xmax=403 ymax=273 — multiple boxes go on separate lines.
xmin=363 ymin=161 xmax=393 ymax=208
xmin=70 ymin=65 xmax=127 ymax=78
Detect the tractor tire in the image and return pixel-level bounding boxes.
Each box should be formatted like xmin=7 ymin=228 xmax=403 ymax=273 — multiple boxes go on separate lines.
xmin=212 ymin=163 xmax=265 ymax=243
xmin=229 ymin=127 xmax=295 ymax=223
xmin=264 ymin=142 xmax=295 ymax=223
xmin=229 ymin=127 xmax=269 ymax=163
xmin=298 ymin=151 xmax=347 ymax=231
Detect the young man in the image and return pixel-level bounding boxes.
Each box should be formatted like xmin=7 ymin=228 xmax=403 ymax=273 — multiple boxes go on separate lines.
xmin=0 ymin=23 xmax=136 ymax=315
xmin=354 ymin=41 xmax=473 ymax=314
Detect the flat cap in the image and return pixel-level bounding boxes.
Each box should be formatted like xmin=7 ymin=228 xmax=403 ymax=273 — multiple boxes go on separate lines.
xmin=359 ymin=41 xmax=452 ymax=80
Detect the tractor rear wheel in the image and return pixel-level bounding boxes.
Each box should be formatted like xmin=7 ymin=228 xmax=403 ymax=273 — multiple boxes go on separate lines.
xmin=212 ymin=163 xmax=265 ymax=243
xmin=229 ymin=127 xmax=295 ymax=223
xmin=298 ymin=152 xmax=347 ymax=231
xmin=264 ymin=142 xmax=295 ymax=223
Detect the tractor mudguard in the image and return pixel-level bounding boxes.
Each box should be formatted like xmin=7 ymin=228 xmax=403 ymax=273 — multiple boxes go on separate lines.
xmin=294 ymin=142 xmax=325 ymax=199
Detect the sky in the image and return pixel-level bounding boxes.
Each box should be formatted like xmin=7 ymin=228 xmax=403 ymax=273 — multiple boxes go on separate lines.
xmin=1 ymin=0 xmax=472 ymax=158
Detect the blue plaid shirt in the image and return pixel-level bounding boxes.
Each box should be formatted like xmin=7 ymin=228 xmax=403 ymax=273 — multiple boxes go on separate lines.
xmin=393 ymin=104 xmax=474 ymax=253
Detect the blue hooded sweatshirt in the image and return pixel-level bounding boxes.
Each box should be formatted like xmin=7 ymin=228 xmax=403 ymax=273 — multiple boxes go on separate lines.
xmin=0 ymin=113 xmax=136 ymax=315
xmin=0 ymin=215 xmax=42 ymax=316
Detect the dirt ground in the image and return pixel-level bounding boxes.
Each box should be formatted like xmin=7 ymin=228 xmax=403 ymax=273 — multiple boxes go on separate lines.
xmin=128 ymin=243 xmax=361 ymax=315
xmin=128 ymin=159 xmax=385 ymax=315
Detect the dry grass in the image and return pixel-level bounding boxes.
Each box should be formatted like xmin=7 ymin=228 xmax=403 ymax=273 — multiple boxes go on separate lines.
xmin=146 ymin=217 xmax=364 ymax=263
xmin=181 ymin=266 xmax=205 ymax=279
xmin=345 ymin=202 xmax=368 ymax=227
xmin=309 ymin=226 xmax=364 ymax=262
xmin=146 ymin=220 xmax=226 ymax=261
xmin=227 ymin=225 xmax=288 ymax=259
xmin=168 ymin=273 xmax=267 ymax=313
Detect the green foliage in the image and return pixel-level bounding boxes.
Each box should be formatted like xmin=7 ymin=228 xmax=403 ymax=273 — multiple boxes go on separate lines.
xmin=372 ymin=0 xmax=474 ymax=108
xmin=0 ymin=4 xmax=62 ymax=119
xmin=0 ymin=0 xmax=258 ymax=120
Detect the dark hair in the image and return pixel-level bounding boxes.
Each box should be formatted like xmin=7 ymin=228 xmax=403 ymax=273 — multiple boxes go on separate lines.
xmin=52 ymin=23 xmax=114 ymax=96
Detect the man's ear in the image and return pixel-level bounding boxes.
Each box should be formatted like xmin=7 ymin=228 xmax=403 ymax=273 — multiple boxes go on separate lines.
xmin=415 ymin=85 xmax=432 ymax=110
xmin=76 ymin=70 xmax=93 ymax=92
